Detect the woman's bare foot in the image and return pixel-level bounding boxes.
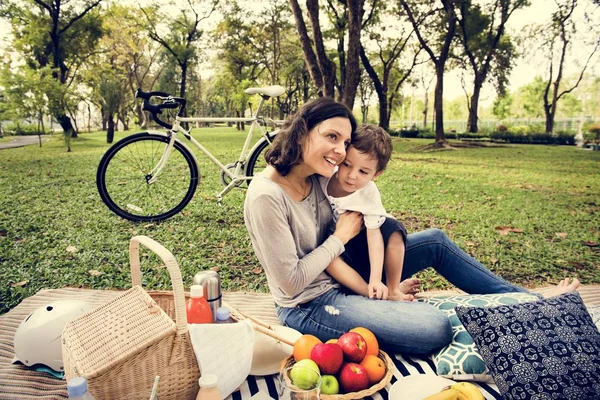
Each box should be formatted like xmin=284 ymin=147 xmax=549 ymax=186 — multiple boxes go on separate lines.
xmin=543 ymin=278 xmax=581 ymax=298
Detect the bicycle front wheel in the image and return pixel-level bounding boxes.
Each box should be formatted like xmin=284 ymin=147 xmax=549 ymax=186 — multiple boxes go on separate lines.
xmin=97 ymin=132 xmax=199 ymax=222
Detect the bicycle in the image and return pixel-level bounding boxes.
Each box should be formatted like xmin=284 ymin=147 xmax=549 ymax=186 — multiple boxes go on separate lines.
xmin=96 ymin=85 xmax=285 ymax=222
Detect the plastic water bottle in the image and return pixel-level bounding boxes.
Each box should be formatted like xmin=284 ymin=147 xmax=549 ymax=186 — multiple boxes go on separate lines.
xmin=186 ymin=285 xmax=213 ymax=324
xmin=215 ymin=307 xmax=235 ymax=324
xmin=195 ymin=374 xmax=222 ymax=400
xmin=67 ymin=377 xmax=96 ymax=400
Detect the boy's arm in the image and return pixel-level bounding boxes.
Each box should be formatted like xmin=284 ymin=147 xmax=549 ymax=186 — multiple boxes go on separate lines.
xmin=326 ymin=257 xmax=369 ymax=297
xmin=366 ymin=227 xmax=387 ymax=299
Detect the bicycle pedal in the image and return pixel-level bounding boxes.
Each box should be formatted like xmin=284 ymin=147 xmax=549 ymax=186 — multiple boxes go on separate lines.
xmin=217 ymin=195 xmax=223 ymax=206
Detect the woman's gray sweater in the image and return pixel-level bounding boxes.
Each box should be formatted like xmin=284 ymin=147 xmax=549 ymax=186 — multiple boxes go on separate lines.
xmin=244 ymin=175 xmax=344 ymax=307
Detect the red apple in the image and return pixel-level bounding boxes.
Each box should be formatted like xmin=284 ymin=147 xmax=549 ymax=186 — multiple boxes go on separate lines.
xmin=337 ymin=331 xmax=367 ymax=363
xmin=310 ymin=343 xmax=343 ymax=375
xmin=339 ymin=362 xmax=370 ymax=393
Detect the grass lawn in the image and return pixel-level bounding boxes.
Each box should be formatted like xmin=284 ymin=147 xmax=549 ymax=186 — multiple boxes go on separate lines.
xmin=1 ymin=129 xmax=599 ymax=314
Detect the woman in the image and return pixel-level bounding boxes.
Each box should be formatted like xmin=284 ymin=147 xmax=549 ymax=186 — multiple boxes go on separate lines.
xmin=243 ymin=97 xmax=580 ymax=355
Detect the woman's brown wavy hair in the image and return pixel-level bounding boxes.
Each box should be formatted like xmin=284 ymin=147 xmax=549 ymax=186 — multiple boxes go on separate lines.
xmin=264 ymin=97 xmax=357 ymax=176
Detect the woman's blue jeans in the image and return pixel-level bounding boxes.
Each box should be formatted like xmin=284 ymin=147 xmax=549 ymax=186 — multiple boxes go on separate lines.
xmin=276 ymin=228 xmax=530 ymax=355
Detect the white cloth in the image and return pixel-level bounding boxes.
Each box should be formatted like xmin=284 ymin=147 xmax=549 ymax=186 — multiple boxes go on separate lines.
xmin=189 ymin=320 xmax=255 ymax=398
xmin=318 ymin=175 xmax=390 ymax=229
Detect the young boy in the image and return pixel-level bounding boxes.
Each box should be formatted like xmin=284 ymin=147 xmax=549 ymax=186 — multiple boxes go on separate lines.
xmin=319 ymin=124 xmax=414 ymax=301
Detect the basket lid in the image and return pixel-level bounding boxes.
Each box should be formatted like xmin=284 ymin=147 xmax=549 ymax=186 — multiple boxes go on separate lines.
xmin=62 ymin=286 xmax=177 ymax=378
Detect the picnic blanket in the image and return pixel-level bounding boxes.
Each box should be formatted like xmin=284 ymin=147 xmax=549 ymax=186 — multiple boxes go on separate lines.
xmin=1 ymin=286 xmax=599 ymax=400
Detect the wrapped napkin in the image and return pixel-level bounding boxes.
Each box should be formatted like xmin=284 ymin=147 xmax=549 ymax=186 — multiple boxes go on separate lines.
xmin=188 ymin=319 xmax=255 ymax=398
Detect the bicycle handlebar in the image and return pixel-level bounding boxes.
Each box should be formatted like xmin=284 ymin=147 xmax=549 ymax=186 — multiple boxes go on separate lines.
xmin=136 ymin=88 xmax=186 ymax=129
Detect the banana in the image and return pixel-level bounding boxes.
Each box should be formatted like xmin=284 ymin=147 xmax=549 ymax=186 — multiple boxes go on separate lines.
xmin=451 ymin=382 xmax=485 ymax=400
xmin=422 ymin=388 xmax=459 ymax=400
xmin=454 ymin=392 xmax=469 ymax=400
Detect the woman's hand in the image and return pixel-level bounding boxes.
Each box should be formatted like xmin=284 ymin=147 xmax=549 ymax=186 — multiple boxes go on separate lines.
xmin=333 ymin=211 xmax=363 ymax=244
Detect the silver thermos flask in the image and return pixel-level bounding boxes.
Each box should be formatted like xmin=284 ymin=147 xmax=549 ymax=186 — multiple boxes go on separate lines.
xmin=192 ymin=270 xmax=222 ymax=322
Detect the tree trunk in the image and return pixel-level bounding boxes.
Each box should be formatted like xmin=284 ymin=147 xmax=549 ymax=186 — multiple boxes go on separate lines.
xmin=87 ymin=102 xmax=92 ymax=133
xmin=179 ymin=62 xmax=187 ymax=99
xmin=467 ymin=78 xmax=482 ymax=133
xmin=306 ymin=0 xmax=335 ymax=97
xmin=341 ymin=0 xmax=364 ymax=109
xmin=378 ymin=94 xmax=389 ymax=132
xmin=423 ymin=89 xmax=429 ymax=128
xmin=434 ymin=65 xmax=446 ymax=144
xmin=289 ymin=0 xmax=324 ymax=95
xmin=37 ymin=111 xmax=42 ymax=147
xmin=545 ymin=108 xmax=554 ymax=134
xmin=107 ymin=113 xmax=115 ymax=144
xmin=337 ymin=37 xmax=346 ymax=99
xmin=235 ymin=110 xmax=243 ymax=131
xmin=57 ymin=114 xmax=75 ymax=140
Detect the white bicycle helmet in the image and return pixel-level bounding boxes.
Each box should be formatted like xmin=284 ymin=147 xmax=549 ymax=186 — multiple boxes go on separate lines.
xmin=12 ymin=300 xmax=92 ymax=372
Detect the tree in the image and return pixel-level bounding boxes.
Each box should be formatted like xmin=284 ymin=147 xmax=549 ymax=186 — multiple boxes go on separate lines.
xmin=359 ymin=3 xmax=422 ymax=131
xmin=1 ymin=0 xmax=103 ymax=145
xmin=399 ymin=0 xmax=459 ymax=146
xmin=140 ymin=0 xmax=217 ymax=99
xmin=534 ymin=0 xmax=600 ymax=133
xmin=457 ymin=0 xmax=527 ymax=133
xmin=289 ymin=0 xmax=365 ymax=109
xmin=512 ymin=76 xmax=546 ymax=118
xmin=357 ymin=71 xmax=375 ymax=123
xmin=0 ymin=63 xmax=56 ymax=145
xmin=101 ymin=5 xmax=164 ymax=129
xmin=214 ymin=0 xmax=302 ymax=119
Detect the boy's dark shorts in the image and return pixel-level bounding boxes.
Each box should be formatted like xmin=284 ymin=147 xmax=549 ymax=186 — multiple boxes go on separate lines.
xmin=340 ymin=217 xmax=407 ymax=285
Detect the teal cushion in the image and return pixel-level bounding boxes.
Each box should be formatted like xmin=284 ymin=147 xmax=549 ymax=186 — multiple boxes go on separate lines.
xmin=588 ymin=305 xmax=600 ymax=331
xmin=419 ymin=292 xmax=539 ymax=381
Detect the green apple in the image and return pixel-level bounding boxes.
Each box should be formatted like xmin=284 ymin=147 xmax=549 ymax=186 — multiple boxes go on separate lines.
xmin=290 ymin=359 xmax=321 ymax=390
xmin=320 ymin=374 xmax=340 ymax=395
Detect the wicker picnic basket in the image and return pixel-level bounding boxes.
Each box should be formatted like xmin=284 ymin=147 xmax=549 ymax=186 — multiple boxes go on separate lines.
xmin=280 ymin=351 xmax=394 ymax=400
xmin=62 ymin=236 xmax=200 ymax=400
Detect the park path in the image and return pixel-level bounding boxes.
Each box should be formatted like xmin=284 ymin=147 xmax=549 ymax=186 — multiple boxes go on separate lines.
xmin=0 ymin=136 xmax=50 ymax=150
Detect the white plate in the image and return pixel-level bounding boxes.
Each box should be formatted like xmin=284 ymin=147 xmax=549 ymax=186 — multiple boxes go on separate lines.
xmin=388 ymin=375 xmax=456 ymax=400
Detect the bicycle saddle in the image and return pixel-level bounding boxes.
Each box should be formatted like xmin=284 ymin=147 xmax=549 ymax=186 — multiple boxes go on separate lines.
xmin=245 ymin=85 xmax=285 ymax=98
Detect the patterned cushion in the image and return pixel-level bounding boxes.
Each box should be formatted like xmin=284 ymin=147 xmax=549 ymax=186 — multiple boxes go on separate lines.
xmin=455 ymin=291 xmax=600 ymax=400
xmin=420 ymin=293 xmax=539 ymax=381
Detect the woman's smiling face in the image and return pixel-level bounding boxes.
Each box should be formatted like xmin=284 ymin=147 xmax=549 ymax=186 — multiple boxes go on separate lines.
xmin=301 ymin=117 xmax=352 ymax=177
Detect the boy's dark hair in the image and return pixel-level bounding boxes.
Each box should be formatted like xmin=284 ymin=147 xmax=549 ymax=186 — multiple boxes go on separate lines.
xmin=351 ymin=124 xmax=393 ymax=171
xmin=265 ymin=97 xmax=357 ymax=176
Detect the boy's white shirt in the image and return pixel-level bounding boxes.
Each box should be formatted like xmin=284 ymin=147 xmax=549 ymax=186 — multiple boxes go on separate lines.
xmin=318 ymin=171 xmax=390 ymax=229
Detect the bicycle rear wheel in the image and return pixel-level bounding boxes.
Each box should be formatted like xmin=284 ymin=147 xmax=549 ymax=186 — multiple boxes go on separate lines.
xmin=245 ymin=131 xmax=278 ymax=182
xmin=97 ymin=132 xmax=199 ymax=222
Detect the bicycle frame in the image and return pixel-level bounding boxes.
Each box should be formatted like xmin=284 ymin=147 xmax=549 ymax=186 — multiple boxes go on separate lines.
xmin=148 ymin=95 xmax=273 ymax=202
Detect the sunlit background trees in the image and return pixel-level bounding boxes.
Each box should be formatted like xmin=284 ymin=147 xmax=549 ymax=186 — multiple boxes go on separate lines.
xmin=0 ymin=0 xmax=598 ymax=148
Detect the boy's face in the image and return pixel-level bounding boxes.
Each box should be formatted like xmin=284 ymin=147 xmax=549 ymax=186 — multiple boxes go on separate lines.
xmin=335 ymin=146 xmax=382 ymax=194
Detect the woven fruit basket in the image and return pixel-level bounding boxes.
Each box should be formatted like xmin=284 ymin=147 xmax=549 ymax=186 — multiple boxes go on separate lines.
xmin=280 ymin=351 xmax=394 ymax=400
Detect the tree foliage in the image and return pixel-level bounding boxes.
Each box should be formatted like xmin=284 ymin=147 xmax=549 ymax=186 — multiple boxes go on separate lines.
xmin=359 ymin=1 xmax=422 ymax=131
xmin=399 ymin=0 xmax=459 ymax=146
xmin=531 ymin=0 xmax=600 ymax=133
xmin=140 ymin=0 xmax=217 ymax=99
xmin=289 ymin=0 xmax=365 ymax=109
xmin=0 ymin=0 xmax=103 ymax=149
xmin=456 ymin=0 xmax=526 ymax=133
